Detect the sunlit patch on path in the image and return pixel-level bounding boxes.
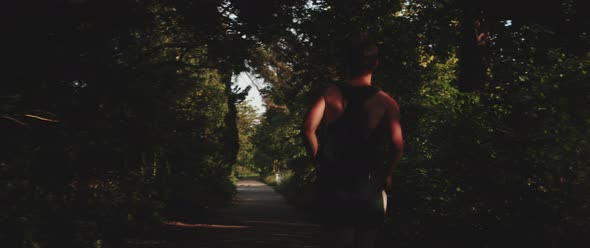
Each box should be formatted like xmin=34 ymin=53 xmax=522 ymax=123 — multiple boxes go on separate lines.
xmin=163 ymin=221 xmax=251 ymax=229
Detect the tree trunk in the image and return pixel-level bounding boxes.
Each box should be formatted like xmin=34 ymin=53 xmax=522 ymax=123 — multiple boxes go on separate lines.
xmin=458 ymin=2 xmax=488 ymax=93
xmin=220 ymin=64 xmax=240 ymax=168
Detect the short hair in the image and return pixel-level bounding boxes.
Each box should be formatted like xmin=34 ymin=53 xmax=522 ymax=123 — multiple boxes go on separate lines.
xmin=345 ymin=32 xmax=379 ymax=78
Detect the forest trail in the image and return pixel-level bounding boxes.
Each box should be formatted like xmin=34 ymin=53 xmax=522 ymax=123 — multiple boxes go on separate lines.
xmin=139 ymin=179 xmax=320 ymax=248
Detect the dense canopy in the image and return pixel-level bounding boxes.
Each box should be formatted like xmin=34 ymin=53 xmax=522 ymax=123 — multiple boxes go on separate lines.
xmin=1 ymin=0 xmax=588 ymax=247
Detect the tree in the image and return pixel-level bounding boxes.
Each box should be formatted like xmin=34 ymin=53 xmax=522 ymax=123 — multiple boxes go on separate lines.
xmin=248 ymin=0 xmax=590 ymax=246
xmin=234 ymin=99 xmax=261 ymax=175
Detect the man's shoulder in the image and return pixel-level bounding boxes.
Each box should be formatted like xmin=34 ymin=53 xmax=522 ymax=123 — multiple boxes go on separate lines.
xmin=322 ymin=84 xmax=343 ymax=99
xmin=324 ymin=84 xmax=341 ymax=93
xmin=375 ymin=90 xmax=400 ymax=110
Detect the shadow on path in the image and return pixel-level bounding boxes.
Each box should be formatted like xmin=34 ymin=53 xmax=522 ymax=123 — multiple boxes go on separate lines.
xmin=131 ymin=179 xmax=319 ymax=248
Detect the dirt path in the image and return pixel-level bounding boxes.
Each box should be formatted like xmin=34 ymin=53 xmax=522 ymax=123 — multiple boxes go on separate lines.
xmin=148 ymin=179 xmax=319 ymax=248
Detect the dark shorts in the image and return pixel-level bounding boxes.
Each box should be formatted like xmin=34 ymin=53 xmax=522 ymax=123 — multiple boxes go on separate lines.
xmin=317 ymin=184 xmax=386 ymax=228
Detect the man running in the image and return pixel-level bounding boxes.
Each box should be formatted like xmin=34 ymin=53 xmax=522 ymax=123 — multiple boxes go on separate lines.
xmin=304 ymin=32 xmax=403 ymax=248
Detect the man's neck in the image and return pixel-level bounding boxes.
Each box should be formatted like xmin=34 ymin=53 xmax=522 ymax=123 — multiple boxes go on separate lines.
xmin=347 ymin=73 xmax=372 ymax=86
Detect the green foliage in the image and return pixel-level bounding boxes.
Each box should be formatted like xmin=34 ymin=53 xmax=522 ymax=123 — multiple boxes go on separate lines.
xmin=1 ymin=0 xmax=588 ymax=247
xmin=1 ymin=1 xmax=242 ymax=247
xmin=233 ymin=100 xmax=260 ymax=176
xmin=251 ymin=107 xmax=308 ymax=176
xmin=249 ymin=0 xmax=590 ymax=247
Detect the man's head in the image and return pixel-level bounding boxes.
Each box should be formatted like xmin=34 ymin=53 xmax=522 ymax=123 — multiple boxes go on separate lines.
xmin=345 ymin=32 xmax=379 ymax=78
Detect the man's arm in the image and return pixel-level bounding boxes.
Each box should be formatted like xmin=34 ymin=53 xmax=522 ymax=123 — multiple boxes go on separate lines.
xmin=388 ymin=99 xmax=403 ymax=172
xmin=303 ymin=95 xmax=325 ymax=158
xmin=382 ymin=93 xmax=403 ymax=189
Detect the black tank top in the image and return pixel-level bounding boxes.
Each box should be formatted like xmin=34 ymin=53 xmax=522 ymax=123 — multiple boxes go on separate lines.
xmin=317 ymin=83 xmax=389 ymax=191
